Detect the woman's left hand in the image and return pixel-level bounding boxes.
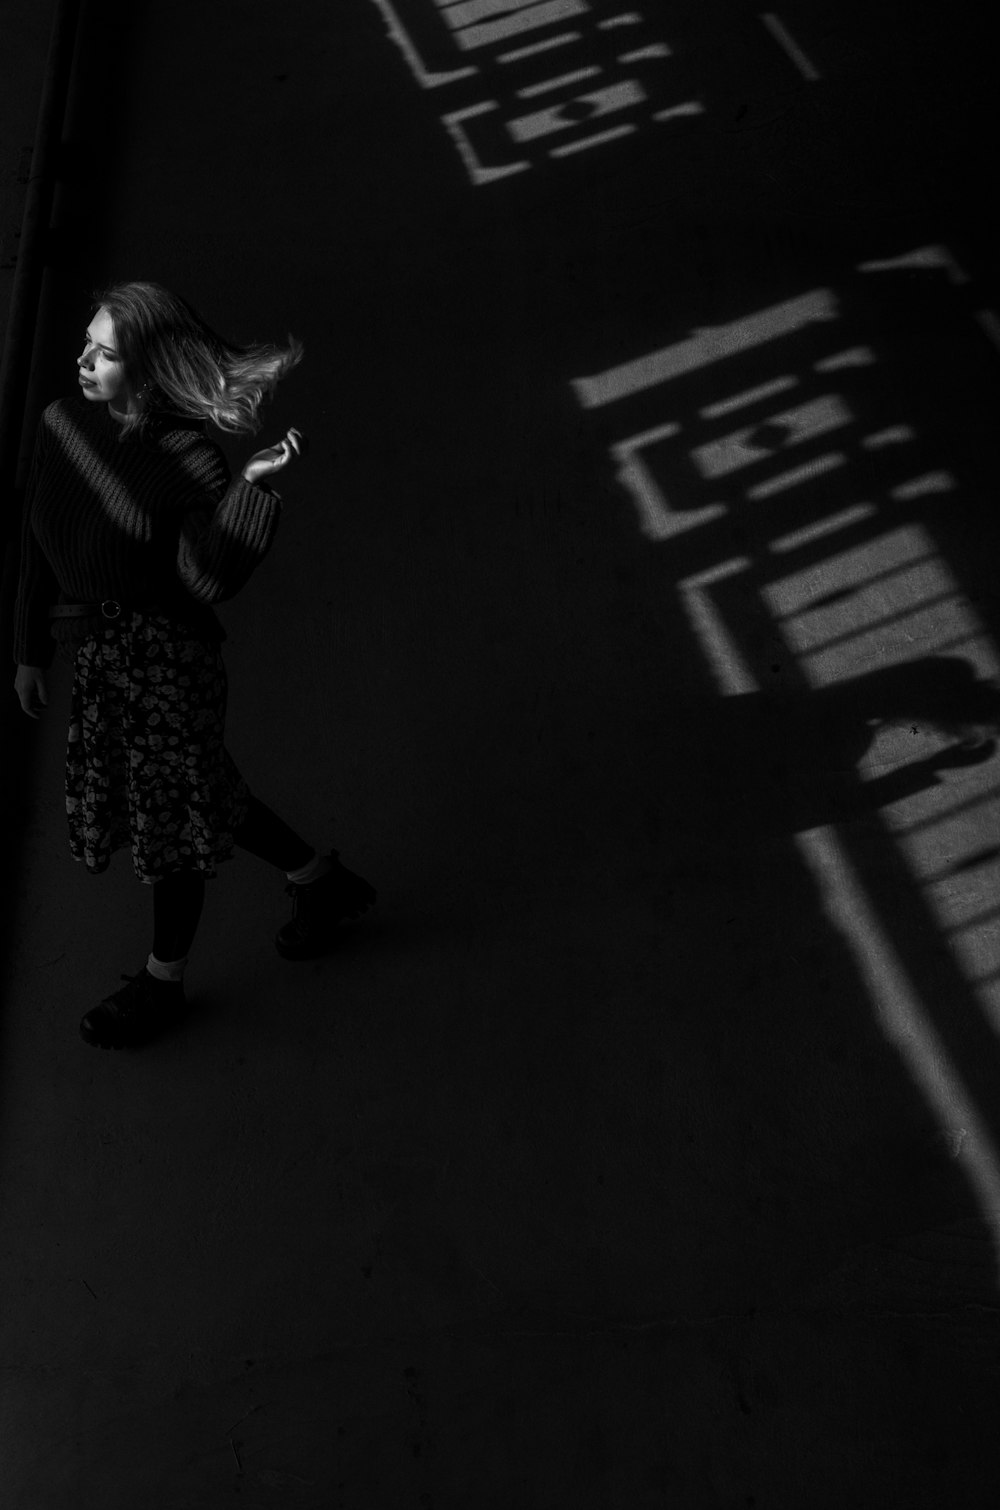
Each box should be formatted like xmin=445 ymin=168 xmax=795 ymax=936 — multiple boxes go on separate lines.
xmin=242 ymin=427 xmax=307 ymax=486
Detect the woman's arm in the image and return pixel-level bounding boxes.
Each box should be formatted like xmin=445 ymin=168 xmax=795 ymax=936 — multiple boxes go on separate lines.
xmin=241 ymin=428 xmax=306 ymax=486
xmin=174 ymin=447 xmax=275 ymax=604
xmin=176 ymin=427 xmax=307 ymax=603
xmin=14 ymin=664 xmax=48 ymax=719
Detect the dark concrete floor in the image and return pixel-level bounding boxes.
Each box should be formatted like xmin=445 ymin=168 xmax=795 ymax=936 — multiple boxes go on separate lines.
xmin=3 ymin=1 xmax=1000 ymax=1505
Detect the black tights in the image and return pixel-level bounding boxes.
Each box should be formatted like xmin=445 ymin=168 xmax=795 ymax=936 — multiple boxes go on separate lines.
xmin=151 ymin=794 xmax=315 ymax=959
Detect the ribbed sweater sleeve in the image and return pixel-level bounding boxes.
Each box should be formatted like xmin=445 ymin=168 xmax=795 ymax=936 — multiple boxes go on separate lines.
xmin=174 ymin=439 xmax=282 ymax=604
xmin=12 ymin=411 xmax=60 ymax=668
xmin=9 ymin=399 xmax=286 ymax=665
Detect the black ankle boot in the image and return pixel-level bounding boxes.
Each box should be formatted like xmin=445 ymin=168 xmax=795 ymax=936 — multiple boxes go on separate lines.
xmin=275 ymin=854 xmax=376 ymax=960
xmin=80 ymin=967 xmax=186 ymax=1049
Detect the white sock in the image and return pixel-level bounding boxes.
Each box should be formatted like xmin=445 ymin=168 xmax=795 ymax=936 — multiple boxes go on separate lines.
xmin=286 ymin=850 xmax=333 ymax=885
xmin=147 ymin=952 xmax=188 ymax=983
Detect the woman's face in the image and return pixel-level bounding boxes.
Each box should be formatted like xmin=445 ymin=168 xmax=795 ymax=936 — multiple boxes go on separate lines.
xmin=77 ymin=306 xmax=133 ymax=409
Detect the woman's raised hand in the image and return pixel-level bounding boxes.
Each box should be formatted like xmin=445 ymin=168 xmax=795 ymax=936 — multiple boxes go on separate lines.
xmin=242 ymin=426 xmax=307 ymax=486
xmin=15 ymin=664 xmax=48 ymax=719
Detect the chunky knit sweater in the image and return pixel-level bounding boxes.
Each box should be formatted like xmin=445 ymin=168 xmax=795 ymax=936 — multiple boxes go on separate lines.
xmin=12 ymin=396 xmax=282 ymax=668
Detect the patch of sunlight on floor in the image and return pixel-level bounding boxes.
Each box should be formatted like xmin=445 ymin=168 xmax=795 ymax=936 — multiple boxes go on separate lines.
xmin=570 ymin=261 xmax=1000 ymax=1261
xmin=798 ymin=824 xmax=1000 ymax=1272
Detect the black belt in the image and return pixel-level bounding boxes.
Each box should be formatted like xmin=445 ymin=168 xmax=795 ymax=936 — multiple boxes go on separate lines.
xmin=49 ymin=600 xmax=167 ymax=620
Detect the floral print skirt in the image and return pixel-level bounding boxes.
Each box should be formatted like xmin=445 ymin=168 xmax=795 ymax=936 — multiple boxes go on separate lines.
xmin=65 ymin=611 xmax=250 ymax=884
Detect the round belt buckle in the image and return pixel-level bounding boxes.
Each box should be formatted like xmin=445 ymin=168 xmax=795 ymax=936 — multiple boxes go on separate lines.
xmin=100 ymin=599 xmax=122 ymax=620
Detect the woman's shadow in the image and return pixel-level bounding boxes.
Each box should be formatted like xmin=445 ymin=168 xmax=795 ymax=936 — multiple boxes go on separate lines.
xmin=705 ymin=654 xmax=1000 ymax=837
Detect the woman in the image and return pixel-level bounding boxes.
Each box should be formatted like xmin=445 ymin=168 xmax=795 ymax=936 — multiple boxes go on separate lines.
xmin=12 ymin=280 xmax=375 ymax=1050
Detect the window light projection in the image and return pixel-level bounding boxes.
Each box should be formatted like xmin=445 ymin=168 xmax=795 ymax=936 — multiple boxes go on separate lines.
xmin=572 ymin=290 xmax=839 ymax=409
xmin=444 ymin=0 xmax=590 ymax=52
xmin=745 ymin=452 xmax=847 ymax=501
xmin=677 ymin=558 xmax=1000 ymax=1243
xmin=699 ymin=375 xmax=799 ymax=420
xmin=764 ymin=526 xmax=967 ymax=681
xmin=367 ymin=2 xmax=812 ymax=184
xmin=798 ymin=825 xmax=1000 ymax=1237
xmin=570 ymin=249 xmax=1000 ymax=1258
xmin=689 ymin=394 xmax=853 ymax=482
xmin=814 ymin=347 xmax=877 ymax=374
xmin=768 ymin=501 xmax=878 ymax=554
xmin=759 ymin=13 xmax=821 ymax=80
xmin=858 ymin=245 xmax=971 ymax=287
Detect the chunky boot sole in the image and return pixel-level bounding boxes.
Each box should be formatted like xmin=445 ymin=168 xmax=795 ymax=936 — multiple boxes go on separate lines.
xmin=275 ymin=863 xmax=377 ymax=960
xmin=80 ymin=969 xmax=187 ymax=1049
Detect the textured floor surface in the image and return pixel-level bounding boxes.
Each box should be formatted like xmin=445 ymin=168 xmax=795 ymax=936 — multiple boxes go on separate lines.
xmin=2 ymin=2 xmax=1000 ymax=1506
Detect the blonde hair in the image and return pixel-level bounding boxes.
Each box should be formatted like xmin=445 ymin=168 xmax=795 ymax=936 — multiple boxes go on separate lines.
xmin=91 ymin=279 xmax=303 ymax=439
